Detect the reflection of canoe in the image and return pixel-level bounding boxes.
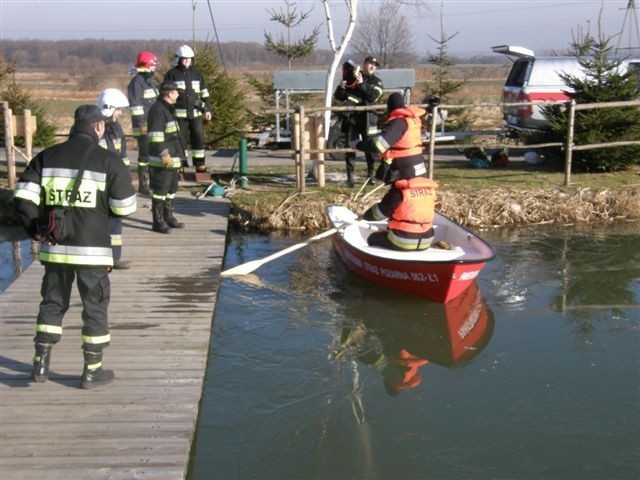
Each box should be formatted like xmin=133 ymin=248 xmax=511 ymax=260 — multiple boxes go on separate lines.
xmin=326 ymin=205 xmax=495 ymax=303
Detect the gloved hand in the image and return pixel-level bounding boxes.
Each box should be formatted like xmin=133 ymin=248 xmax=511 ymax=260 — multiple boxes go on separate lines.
xmin=375 ymin=160 xmax=392 ymax=183
xmin=160 ymin=149 xmax=173 ymax=168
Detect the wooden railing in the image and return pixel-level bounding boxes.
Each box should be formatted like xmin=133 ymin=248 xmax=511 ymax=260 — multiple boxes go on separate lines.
xmin=279 ymin=99 xmax=640 ymax=191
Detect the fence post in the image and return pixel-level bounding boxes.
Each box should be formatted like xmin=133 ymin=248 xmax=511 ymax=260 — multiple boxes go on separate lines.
xmin=23 ymin=109 xmax=33 ymax=161
xmin=2 ymin=101 xmax=16 ymax=190
xmin=564 ymin=100 xmax=575 ymax=187
xmin=427 ymin=105 xmax=438 ymax=179
xmin=311 ymin=115 xmax=326 ymax=188
xmin=292 ymin=107 xmax=302 ymax=192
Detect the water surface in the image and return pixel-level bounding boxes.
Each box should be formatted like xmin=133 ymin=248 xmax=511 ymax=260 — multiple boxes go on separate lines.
xmin=189 ymin=223 xmax=640 ymax=480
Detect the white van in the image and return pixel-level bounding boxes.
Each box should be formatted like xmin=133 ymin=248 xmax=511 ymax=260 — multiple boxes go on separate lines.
xmin=492 ymin=45 xmax=640 ymax=131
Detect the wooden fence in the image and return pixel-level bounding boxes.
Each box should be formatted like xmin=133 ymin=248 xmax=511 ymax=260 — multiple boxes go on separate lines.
xmin=281 ymin=99 xmax=640 ymax=192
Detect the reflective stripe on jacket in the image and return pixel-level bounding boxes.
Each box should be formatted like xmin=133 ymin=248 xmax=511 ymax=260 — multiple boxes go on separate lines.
xmin=13 ymin=126 xmax=137 ymax=266
xmin=380 ymin=107 xmax=425 ymax=160
xmin=388 ymin=177 xmax=438 ymax=235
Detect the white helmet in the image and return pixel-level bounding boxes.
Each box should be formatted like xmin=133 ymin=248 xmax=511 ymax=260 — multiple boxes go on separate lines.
xmin=175 ymin=44 xmax=195 ymax=58
xmin=96 ymin=88 xmax=129 ymax=117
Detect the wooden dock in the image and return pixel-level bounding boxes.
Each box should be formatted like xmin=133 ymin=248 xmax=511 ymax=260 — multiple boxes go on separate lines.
xmin=0 ymin=192 xmax=230 ymax=480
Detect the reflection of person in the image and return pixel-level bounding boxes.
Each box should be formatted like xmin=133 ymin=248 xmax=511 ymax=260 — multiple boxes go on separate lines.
xmin=127 ymin=51 xmax=159 ymax=195
xmin=13 ymin=105 xmax=137 ymax=389
xmin=96 ymin=88 xmax=132 ymax=270
xmin=147 ymin=81 xmax=186 ymax=233
xmin=163 ymin=44 xmax=212 ymax=173
xmin=334 ymin=55 xmax=384 ymax=187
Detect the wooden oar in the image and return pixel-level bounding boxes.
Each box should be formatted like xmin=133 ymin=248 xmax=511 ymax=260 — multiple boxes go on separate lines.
xmin=221 ymin=219 xmax=379 ymax=277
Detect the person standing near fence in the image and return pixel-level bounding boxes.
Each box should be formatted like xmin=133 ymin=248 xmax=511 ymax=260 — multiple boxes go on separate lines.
xmin=97 ymin=88 xmax=132 ymax=270
xmin=127 ymin=51 xmax=159 ymax=195
xmin=163 ymin=44 xmax=212 ymax=173
xmin=334 ymin=55 xmax=384 ymax=187
xmin=13 ymin=104 xmax=137 ymax=389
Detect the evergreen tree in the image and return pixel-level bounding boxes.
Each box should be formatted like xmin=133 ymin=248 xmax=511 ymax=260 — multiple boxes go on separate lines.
xmin=264 ymin=0 xmax=320 ymax=70
xmin=195 ymin=44 xmax=248 ymax=148
xmin=529 ymin=33 xmax=640 ymax=172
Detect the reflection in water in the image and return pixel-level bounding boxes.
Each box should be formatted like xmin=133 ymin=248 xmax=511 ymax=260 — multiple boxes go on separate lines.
xmin=0 ymin=228 xmax=34 ymax=293
xmin=331 ymin=281 xmax=494 ymax=396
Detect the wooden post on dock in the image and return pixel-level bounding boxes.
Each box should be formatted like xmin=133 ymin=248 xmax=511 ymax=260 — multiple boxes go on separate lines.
xmin=310 ymin=115 xmax=326 ymax=188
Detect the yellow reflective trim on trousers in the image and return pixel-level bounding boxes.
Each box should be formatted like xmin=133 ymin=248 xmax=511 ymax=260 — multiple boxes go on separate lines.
xmin=36 ymin=324 xmax=63 ymax=335
xmin=86 ymin=361 xmax=102 ymax=371
xmin=387 ymin=230 xmax=433 ymax=251
xmin=83 ymin=333 xmax=111 ymax=345
xmin=110 ymin=234 xmax=123 ymax=246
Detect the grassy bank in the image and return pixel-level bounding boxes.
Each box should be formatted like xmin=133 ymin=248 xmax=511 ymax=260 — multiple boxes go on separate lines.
xmin=221 ymin=160 xmax=640 ymax=233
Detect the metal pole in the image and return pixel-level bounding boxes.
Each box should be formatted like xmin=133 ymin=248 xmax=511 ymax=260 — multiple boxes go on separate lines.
xmin=239 ymin=138 xmax=248 ymax=188
xmin=564 ymin=100 xmax=575 ymax=187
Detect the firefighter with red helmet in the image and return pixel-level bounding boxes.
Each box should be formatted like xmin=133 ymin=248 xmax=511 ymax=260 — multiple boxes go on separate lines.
xmin=127 ymin=51 xmax=159 ymax=195
xmin=163 ymin=45 xmax=212 ymax=173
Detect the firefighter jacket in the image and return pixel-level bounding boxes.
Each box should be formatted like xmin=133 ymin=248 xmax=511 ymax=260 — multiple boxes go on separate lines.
xmin=334 ymin=72 xmax=384 ymax=136
xmin=127 ymin=69 xmax=158 ymax=137
xmin=388 ymin=177 xmax=438 ymax=235
xmin=163 ymin=65 xmax=211 ymax=119
xmin=13 ymin=124 xmax=137 ymax=267
xmin=99 ymin=120 xmax=129 ymax=166
xmin=147 ymin=97 xmax=185 ymax=169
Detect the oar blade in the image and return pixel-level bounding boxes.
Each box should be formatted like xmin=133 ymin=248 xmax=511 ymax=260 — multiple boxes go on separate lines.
xmin=220 ymin=259 xmax=264 ymax=277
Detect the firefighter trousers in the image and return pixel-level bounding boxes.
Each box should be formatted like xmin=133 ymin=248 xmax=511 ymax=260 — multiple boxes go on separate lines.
xmin=35 ymin=263 xmax=111 ymax=353
xmin=177 ymin=117 xmax=206 ymax=168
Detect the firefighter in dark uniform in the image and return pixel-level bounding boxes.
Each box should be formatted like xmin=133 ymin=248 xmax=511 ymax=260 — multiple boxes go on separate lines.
xmin=13 ymin=105 xmax=137 ymax=389
xmin=97 ymin=88 xmax=131 ymax=270
xmin=147 ymin=81 xmax=186 ymax=233
xmin=354 ymin=93 xmax=438 ymax=251
xmin=163 ymin=44 xmax=212 ymax=173
xmin=127 ymin=51 xmax=159 ymax=195
xmin=334 ymin=55 xmax=384 ymax=187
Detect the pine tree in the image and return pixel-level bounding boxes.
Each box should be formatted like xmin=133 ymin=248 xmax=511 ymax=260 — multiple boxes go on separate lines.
xmin=531 ymin=33 xmax=640 ymax=172
xmin=194 ymin=44 xmax=248 ymax=148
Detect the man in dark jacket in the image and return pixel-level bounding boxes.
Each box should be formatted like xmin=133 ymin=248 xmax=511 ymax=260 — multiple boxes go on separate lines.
xmin=13 ymin=105 xmax=137 ymax=389
xmin=163 ymin=44 xmax=212 ymax=173
xmin=147 ymin=81 xmax=186 ymax=233
xmin=334 ymin=55 xmax=384 ymax=187
xmin=127 ymin=51 xmax=159 ymax=194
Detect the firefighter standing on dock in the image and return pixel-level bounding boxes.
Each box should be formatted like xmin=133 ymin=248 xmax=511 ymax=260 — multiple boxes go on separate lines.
xmin=147 ymin=81 xmax=187 ymax=234
xmin=127 ymin=51 xmax=159 ymax=195
xmin=163 ymin=44 xmax=212 ymax=173
xmin=13 ymin=105 xmax=137 ymax=389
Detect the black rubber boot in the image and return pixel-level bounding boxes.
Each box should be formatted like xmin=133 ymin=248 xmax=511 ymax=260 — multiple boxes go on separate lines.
xmin=81 ymin=351 xmax=115 ymax=390
xmin=152 ymin=199 xmax=171 ymax=234
xmin=367 ymin=167 xmax=376 ymax=185
xmin=163 ymin=200 xmax=185 ymax=229
xmin=138 ymin=165 xmax=151 ymax=195
xmin=30 ymin=342 xmax=52 ymax=383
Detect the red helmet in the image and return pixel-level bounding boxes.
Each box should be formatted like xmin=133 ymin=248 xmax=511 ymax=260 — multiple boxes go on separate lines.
xmin=136 ymin=51 xmax=158 ymax=68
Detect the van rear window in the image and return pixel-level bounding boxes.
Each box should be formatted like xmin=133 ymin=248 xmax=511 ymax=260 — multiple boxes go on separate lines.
xmin=506 ymin=60 xmax=530 ymax=87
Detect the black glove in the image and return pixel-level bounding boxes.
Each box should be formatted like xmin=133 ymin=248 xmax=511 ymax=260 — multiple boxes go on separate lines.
xmin=375 ymin=161 xmax=392 ymax=184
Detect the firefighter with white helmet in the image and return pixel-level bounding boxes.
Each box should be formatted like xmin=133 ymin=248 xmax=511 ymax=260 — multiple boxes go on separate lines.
xmin=96 ymin=88 xmax=132 ymax=269
xmin=163 ymin=44 xmax=212 ymax=173
xmin=127 ymin=51 xmax=159 ymax=194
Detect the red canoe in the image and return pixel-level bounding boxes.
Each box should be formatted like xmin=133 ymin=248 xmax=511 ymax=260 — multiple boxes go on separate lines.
xmin=326 ymin=205 xmax=495 ymax=303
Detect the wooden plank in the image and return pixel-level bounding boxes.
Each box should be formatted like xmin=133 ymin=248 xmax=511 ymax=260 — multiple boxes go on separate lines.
xmin=0 ymin=193 xmax=229 ymax=480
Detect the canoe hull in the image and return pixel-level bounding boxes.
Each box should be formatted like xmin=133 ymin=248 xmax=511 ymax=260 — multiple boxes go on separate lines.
xmin=332 ymin=234 xmax=488 ymax=303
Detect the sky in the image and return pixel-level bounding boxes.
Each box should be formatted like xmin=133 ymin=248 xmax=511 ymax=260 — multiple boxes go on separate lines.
xmin=1 ymin=0 xmax=638 ymax=56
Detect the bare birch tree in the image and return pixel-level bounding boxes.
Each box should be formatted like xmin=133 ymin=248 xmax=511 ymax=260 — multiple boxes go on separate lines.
xmin=321 ymin=0 xmax=358 ymax=137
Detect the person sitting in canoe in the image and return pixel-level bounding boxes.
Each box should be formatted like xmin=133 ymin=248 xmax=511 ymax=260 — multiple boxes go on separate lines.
xmin=351 ymin=92 xmax=438 ymax=251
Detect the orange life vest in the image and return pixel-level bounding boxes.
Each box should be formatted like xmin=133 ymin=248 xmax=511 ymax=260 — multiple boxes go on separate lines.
xmin=388 ymin=177 xmax=438 ymax=234
xmin=381 ymin=106 xmax=425 ymax=160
